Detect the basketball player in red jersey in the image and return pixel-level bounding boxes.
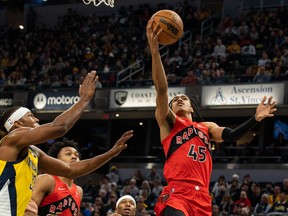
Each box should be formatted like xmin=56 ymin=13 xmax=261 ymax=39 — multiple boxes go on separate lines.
xmin=30 ymin=138 xmax=83 ymax=215
xmin=146 ymin=19 xmax=277 ymax=216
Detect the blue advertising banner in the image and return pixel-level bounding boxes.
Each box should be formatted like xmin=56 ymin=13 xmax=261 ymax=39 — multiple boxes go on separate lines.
xmin=28 ymin=90 xmax=92 ymax=110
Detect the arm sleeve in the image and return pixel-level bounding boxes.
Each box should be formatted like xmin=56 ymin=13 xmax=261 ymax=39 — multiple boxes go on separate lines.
xmin=221 ymin=116 xmax=259 ymax=142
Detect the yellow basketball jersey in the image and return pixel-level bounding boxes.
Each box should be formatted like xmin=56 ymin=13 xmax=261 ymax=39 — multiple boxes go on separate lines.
xmin=0 ymin=147 xmax=38 ymax=216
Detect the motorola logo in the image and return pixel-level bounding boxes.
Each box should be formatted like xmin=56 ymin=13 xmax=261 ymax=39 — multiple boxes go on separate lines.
xmin=33 ymin=93 xmax=80 ymax=110
xmin=33 ymin=93 xmax=47 ymax=109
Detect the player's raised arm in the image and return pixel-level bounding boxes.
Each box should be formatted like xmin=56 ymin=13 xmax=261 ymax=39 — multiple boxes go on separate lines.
xmin=0 ymin=71 xmax=98 ymax=153
xmin=146 ymin=19 xmax=169 ymax=126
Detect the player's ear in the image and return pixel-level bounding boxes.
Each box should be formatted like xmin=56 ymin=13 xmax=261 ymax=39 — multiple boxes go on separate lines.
xmin=14 ymin=120 xmax=23 ymax=128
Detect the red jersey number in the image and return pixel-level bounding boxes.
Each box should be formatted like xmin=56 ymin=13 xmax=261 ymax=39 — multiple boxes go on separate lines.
xmin=188 ymin=144 xmax=206 ymax=162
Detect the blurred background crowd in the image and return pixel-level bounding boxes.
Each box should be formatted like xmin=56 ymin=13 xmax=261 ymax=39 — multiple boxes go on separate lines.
xmin=0 ymin=1 xmax=287 ymax=92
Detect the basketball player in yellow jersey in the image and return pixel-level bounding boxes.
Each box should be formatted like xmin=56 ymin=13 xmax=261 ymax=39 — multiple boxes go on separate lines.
xmin=0 ymin=71 xmax=134 ymax=216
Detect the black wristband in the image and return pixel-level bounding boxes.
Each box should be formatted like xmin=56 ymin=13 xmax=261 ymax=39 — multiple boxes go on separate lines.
xmin=222 ymin=116 xmax=258 ymax=142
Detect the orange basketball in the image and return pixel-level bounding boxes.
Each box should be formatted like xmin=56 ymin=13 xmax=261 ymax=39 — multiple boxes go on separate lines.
xmin=151 ymin=9 xmax=184 ymax=45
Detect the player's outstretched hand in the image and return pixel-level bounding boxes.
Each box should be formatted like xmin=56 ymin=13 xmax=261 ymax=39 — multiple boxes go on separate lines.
xmin=111 ymin=130 xmax=134 ymax=156
xmin=79 ymin=70 xmax=98 ymax=102
xmin=146 ymin=18 xmax=162 ymax=54
xmin=255 ymin=96 xmax=277 ymax=122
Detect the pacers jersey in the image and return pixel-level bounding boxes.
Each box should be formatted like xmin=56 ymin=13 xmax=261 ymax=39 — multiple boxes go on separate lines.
xmin=0 ymin=147 xmax=38 ymax=216
xmin=39 ymin=175 xmax=81 ymax=216
xmin=162 ymin=116 xmax=212 ymax=188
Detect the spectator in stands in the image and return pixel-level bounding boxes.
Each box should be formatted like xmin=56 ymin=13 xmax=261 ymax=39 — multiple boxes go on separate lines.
xmin=110 ymin=182 xmax=120 ymax=198
xmin=98 ymin=188 xmax=109 ymax=204
xmin=241 ymin=40 xmax=256 ymax=56
xmin=213 ymin=38 xmax=226 ymax=58
xmin=183 ymin=5 xmax=199 ymax=32
xmin=253 ymin=65 xmax=271 ymax=83
xmin=219 ymin=193 xmax=234 ymax=216
xmin=237 ymin=20 xmax=249 ymax=39
xmin=268 ymin=185 xmax=282 ymax=208
xmin=192 ymin=40 xmax=204 ymax=57
xmin=180 ymin=69 xmax=198 ymax=85
xmin=271 ymin=65 xmax=285 ymax=81
xmin=104 ymin=192 xmax=118 ymax=215
xmin=258 ymin=51 xmax=272 ymax=67
xmin=214 ymin=184 xmax=228 ymax=207
xmin=273 ymin=50 xmax=285 ymax=66
xmin=180 ymin=47 xmax=193 ymax=73
xmin=212 ymin=204 xmax=224 ymax=216
xmin=282 ymin=179 xmax=288 ymax=194
xmin=212 ymin=175 xmax=228 ymax=198
xmin=194 ymin=62 xmax=205 ymax=81
xmin=91 ymin=197 xmax=106 ymax=216
xmin=82 ymin=178 xmax=98 ymax=199
xmin=223 ymin=19 xmax=238 ymax=38
xmin=232 ymin=203 xmax=243 ymax=216
xmin=119 ymin=178 xmax=139 ymax=199
xmin=250 ymin=183 xmax=262 ymax=208
xmin=128 ymin=178 xmax=140 ymax=198
xmin=268 ymin=191 xmax=288 ymax=213
xmin=249 ymin=26 xmax=259 ymax=42
xmin=262 ymin=182 xmax=274 ymax=196
xmin=81 ymin=202 xmax=94 ymax=216
xmin=226 ymin=39 xmax=241 ymax=55
xmin=100 ymin=175 xmax=112 ymax=194
xmin=120 ymin=184 xmax=132 ymax=197
xmin=129 ymin=169 xmax=145 ymax=188
xmin=139 ymin=180 xmax=152 ymax=197
xmin=243 ymin=174 xmax=253 ymax=187
xmin=135 ymin=195 xmax=149 ymax=216
xmin=240 ymin=66 xmax=255 ymax=83
xmin=253 ymin=193 xmax=271 ymax=216
xmin=147 ymin=165 xmax=162 ymax=187
xmin=233 ymin=190 xmax=252 ymax=214
xmin=141 ymin=189 xmax=154 ymax=211
xmin=110 ymin=195 xmax=136 ymax=216
xmin=151 ymin=179 xmax=163 ymax=199
xmin=213 ymin=68 xmax=229 ymax=84
xmin=275 ymin=29 xmax=286 ymax=47
xmin=107 ymin=166 xmax=121 ymax=185
xmin=200 ymin=69 xmax=212 ymax=84
xmin=168 ymin=50 xmax=183 ymax=69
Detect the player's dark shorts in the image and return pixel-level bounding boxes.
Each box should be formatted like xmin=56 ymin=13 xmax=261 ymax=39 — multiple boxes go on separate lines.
xmin=154 ymin=181 xmax=212 ymax=216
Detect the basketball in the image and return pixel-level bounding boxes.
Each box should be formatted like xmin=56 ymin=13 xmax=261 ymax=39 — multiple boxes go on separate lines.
xmin=151 ymin=9 xmax=184 ymax=45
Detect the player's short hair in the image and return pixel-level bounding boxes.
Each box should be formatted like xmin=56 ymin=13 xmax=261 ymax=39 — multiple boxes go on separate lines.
xmin=48 ymin=137 xmax=81 ymax=159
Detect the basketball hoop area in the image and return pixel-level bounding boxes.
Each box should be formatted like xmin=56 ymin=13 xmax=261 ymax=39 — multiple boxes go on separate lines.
xmin=82 ymin=0 xmax=114 ymax=7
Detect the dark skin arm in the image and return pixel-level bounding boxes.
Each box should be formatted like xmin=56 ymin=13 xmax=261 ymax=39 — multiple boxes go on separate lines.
xmin=35 ymin=130 xmax=133 ymax=179
xmin=0 ymin=71 xmax=98 ymax=161
xmin=146 ymin=18 xmax=175 ymax=141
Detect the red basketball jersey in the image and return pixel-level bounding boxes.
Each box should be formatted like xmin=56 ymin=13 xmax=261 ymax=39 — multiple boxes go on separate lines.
xmin=162 ymin=116 xmax=212 ymax=188
xmin=38 ymin=176 xmax=81 ymax=216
